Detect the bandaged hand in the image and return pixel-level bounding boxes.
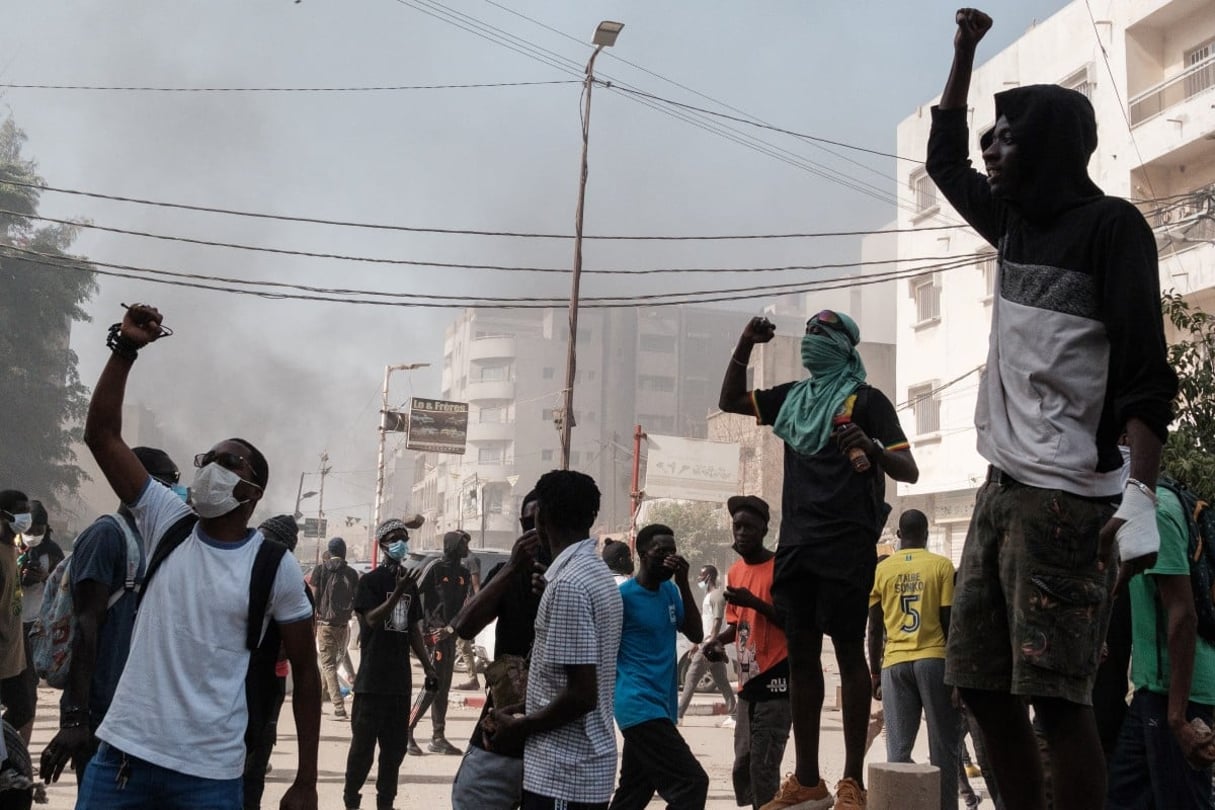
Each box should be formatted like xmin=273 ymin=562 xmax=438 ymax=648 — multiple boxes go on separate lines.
xmin=1113 ymin=483 xmax=1159 ymax=563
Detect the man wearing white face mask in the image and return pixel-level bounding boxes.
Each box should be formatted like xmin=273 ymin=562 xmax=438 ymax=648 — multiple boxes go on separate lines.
xmin=0 ymin=490 xmax=35 ymax=746
xmin=342 ymin=519 xmax=436 ymax=810
xmin=17 ymin=501 xmax=64 ymax=744
xmin=74 ymin=303 xmax=321 ymax=810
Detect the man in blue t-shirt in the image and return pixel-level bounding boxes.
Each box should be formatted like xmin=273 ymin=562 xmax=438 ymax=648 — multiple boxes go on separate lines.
xmin=38 ymin=446 xmax=182 ymax=784
xmin=609 ymin=524 xmax=708 ymax=810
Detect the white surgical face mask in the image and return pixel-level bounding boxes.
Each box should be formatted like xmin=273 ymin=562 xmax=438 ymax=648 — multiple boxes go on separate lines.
xmin=6 ymin=513 xmax=32 ymax=535
xmin=22 ymin=532 xmax=44 ymax=548
xmin=190 ymin=463 xmax=255 ymax=519
xmin=696 ymin=580 xmax=708 ymax=591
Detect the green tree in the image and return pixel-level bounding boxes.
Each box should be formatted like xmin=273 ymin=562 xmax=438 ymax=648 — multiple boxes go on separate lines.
xmin=1161 ymin=291 xmax=1215 ymax=498
xmin=0 ymin=118 xmax=97 ymax=510
xmin=643 ymin=499 xmax=734 ymax=575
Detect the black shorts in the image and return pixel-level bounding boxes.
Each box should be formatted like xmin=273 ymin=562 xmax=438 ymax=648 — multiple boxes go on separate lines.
xmin=770 ymin=545 xmax=874 ymax=642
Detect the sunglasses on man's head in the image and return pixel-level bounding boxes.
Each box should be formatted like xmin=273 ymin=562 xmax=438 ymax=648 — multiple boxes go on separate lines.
xmin=194 ymin=451 xmax=250 ymax=472
xmin=806 ymin=309 xmax=847 ymax=336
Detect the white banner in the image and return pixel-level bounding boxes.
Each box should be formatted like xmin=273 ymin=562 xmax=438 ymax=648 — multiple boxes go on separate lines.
xmin=644 ymin=434 xmax=739 ymax=503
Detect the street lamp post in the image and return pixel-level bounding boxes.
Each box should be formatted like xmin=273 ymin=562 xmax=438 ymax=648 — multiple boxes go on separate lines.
xmin=560 ymin=20 xmax=625 ymax=471
xmin=372 ymin=362 xmax=430 ymax=565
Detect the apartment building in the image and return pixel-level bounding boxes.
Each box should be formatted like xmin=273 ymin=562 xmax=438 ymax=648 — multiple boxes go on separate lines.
xmin=894 ymin=0 xmax=1215 ymax=561
xmin=408 ymin=305 xmax=747 ymax=549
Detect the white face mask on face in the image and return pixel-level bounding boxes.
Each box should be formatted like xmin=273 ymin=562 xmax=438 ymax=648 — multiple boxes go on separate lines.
xmin=22 ymin=532 xmax=44 ymax=547
xmin=6 ymin=513 xmax=32 ymax=535
xmin=190 ymin=463 xmax=256 ymax=519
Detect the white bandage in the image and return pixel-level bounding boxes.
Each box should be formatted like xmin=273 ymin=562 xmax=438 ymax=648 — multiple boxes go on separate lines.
xmin=1114 ymin=483 xmax=1160 ymax=562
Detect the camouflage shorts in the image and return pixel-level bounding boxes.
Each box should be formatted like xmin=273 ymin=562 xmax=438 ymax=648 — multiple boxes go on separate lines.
xmin=945 ymin=478 xmax=1117 ymax=705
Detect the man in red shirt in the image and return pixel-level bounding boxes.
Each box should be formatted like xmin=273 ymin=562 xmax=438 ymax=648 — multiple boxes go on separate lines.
xmin=702 ymin=495 xmax=790 ymax=809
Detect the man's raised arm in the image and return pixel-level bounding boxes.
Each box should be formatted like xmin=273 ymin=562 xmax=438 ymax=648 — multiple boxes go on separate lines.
xmin=719 ymin=317 xmax=775 ymax=416
xmin=940 ymin=8 xmax=992 ymax=110
xmin=84 ymin=304 xmax=167 ymax=504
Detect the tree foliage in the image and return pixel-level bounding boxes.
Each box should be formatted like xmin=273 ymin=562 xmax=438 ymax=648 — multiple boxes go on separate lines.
xmin=0 ymin=118 xmax=97 ymax=511
xmin=642 ymin=499 xmax=734 ymax=575
xmin=1161 ymin=292 xmax=1215 ymax=499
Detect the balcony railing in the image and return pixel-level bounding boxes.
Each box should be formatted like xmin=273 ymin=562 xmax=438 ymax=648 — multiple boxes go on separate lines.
xmin=1148 ymin=184 xmax=1215 ymax=257
xmin=1130 ymin=52 xmax=1215 ymax=126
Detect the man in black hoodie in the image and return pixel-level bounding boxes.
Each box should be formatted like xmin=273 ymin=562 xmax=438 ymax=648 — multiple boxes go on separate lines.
xmin=928 ymin=10 xmax=1179 ymax=810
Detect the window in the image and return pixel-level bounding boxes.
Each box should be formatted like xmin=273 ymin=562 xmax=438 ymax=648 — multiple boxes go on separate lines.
xmin=541 ymin=449 xmax=553 ymax=462
xmin=478 ymin=446 xmax=504 ymax=464
xmin=478 ymin=364 xmax=509 ymax=382
xmin=910 ymin=168 xmax=937 ymax=214
xmin=479 ymin=406 xmax=504 ymax=424
xmin=638 ymin=375 xmax=676 ymax=392
xmin=542 ymin=408 xmax=555 ymax=422
xmin=1186 ymin=39 xmax=1215 ymax=99
xmin=979 ymin=252 xmax=997 ymax=300
xmin=911 ymin=274 xmax=941 ymax=323
xmin=570 ymin=451 xmax=581 ymax=466
xmin=542 ymin=367 xmax=555 ymax=380
xmin=909 ymin=382 xmax=941 ymax=435
xmin=640 ymin=334 xmax=676 ymax=353
xmin=1060 ymin=66 xmax=1093 ymax=100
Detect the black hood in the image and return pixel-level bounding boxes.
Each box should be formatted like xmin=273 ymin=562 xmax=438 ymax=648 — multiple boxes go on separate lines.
xmin=980 ymin=84 xmax=1103 ymax=221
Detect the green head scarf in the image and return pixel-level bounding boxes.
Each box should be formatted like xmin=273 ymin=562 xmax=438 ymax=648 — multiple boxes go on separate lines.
xmin=772 ymin=311 xmax=867 ymax=456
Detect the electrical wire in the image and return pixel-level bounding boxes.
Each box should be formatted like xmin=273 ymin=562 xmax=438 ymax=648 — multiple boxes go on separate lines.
xmin=3 ymin=207 xmax=984 ymax=276
xmin=3 ymin=178 xmax=971 ymax=240
xmin=0 ymin=241 xmax=984 ymax=304
xmin=0 ymin=79 xmax=579 ymax=92
xmin=0 ymin=243 xmax=984 ymax=310
xmin=391 ymin=0 xmax=932 ymax=217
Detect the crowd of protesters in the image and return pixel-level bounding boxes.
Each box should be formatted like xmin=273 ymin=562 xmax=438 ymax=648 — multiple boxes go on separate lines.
xmin=2 ymin=7 xmax=1213 ymax=810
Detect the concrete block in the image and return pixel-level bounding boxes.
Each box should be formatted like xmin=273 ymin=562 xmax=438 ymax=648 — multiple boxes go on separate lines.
xmin=868 ymin=761 xmax=940 ymax=810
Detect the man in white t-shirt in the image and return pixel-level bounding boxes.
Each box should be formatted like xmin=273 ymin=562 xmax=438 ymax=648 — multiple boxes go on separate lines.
xmin=60 ymin=303 xmax=321 ymax=810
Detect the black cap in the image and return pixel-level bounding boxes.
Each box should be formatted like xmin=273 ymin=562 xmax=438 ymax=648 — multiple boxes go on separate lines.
xmin=132 ymin=446 xmax=178 ymax=483
xmin=727 ymin=495 xmax=770 ymax=524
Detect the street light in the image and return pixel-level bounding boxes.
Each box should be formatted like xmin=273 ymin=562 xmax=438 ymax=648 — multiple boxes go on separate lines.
xmin=372 ymin=362 xmax=431 ymax=565
xmin=560 ymin=19 xmax=625 ymax=471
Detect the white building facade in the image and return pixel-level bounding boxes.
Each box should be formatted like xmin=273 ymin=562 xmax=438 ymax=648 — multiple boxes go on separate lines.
xmin=894 ymin=0 xmax=1215 ymax=562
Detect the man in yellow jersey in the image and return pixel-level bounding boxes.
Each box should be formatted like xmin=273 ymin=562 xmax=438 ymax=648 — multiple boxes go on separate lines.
xmin=868 ymin=509 xmax=957 ymax=810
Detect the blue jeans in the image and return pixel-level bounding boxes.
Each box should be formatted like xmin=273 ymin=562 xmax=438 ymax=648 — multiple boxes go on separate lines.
xmin=882 ymin=657 xmax=960 ymax=810
xmin=1106 ymin=689 xmax=1214 ymax=809
xmin=76 ymin=742 xmax=242 ymax=809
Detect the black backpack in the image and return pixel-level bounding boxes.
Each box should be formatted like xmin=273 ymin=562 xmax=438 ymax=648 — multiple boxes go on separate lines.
xmin=1157 ymin=476 xmax=1215 ymax=643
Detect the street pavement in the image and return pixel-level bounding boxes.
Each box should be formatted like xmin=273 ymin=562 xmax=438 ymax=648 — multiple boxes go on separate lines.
xmin=28 ymin=653 xmax=991 ymax=809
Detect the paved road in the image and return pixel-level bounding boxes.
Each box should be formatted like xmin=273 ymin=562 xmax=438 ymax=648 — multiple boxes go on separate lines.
xmin=28 ymin=657 xmax=991 ymax=809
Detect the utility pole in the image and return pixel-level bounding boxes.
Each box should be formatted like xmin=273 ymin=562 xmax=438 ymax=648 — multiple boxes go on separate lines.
xmin=560 ymin=20 xmax=625 ymax=470
xmin=372 ymin=362 xmax=430 ymax=567
xmin=629 ymin=423 xmax=645 ymax=549
xmin=315 ymin=451 xmax=331 ymax=565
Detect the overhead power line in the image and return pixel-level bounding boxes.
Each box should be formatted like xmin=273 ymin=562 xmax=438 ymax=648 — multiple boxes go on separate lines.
xmin=3 ymin=179 xmax=969 ymax=240
xmin=603 ymin=84 xmax=920 ymax=164
xmin=0 ymin=79 xmax=579 ymax=92
xmin=4 ymin=206 xmax=981 ymax=275
xmin=1 ymin=244 xmax=984 ymax=310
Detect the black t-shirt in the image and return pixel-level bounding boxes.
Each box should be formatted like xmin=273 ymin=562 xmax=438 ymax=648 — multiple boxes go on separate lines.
xmin=467 ymin=560 xmax=544 ymax=755
xmin=421 ymin=558 xmax=471 ymax=627
xmin=754 ymin=383 xmax=907 ymax=566
xmin=353 ymin=565 xmax=421 ymax=695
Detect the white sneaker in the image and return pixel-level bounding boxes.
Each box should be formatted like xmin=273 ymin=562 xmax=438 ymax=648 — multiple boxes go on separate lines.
xmin=720 ymin=716 xmax=736 ymax=729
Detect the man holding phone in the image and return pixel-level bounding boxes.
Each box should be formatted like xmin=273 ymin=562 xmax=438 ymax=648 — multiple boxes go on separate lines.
xmin=342 ymin=519 xmax=437 ymax=810
xmin=719 ymin=312 xmax=918 ymax=810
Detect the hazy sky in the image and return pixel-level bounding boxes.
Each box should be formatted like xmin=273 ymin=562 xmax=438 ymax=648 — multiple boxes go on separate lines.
xmin=1 ymin=0 xmax=1070 ymax=523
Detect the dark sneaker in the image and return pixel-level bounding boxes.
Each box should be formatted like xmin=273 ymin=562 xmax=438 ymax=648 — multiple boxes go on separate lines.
xmin=406 ymin=734 xmax=424 ymax=756
xmin=428 ymin=737 xmax=462 ymax=755
xmin=453 ymin=678 xmax=482 ymax=691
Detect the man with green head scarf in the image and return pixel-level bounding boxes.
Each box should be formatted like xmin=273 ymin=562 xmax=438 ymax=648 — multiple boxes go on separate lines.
xmin=720 ymin=311 xmax=919 ymax=810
